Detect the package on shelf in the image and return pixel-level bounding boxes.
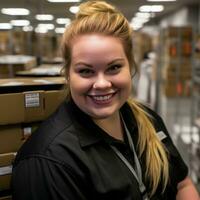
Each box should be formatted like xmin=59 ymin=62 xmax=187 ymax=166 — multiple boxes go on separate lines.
xmin=161 ymin=58 xmax=192 ymax=82
xmin=163 ymin=38 xmax=192 ymax=58
xmin=32 ymin=33 xmax=60 ymax=59
xmin=0 ymin=55 xmax=37 ymax=78
xmin=0 ymin=152 xmax=16 ymax=192
xmin=0 ymin=123 xmax=40 ymax=154
xmin=162 ymin=79 xmax=191 ymax=97
xmin=162 ymin=68 xmax=191 ymax=80
xmin=163 ymin=26 xmax=192 ymax=39
xmin=162 ymin=61 xmax=192 ymax=81
xmin=0 ymin=77 xmax=66 ymax=125
xmin=0 ymin=32 xmax=10 ymax=55
xmin=11 ymin=31 xmax=26 ymax=55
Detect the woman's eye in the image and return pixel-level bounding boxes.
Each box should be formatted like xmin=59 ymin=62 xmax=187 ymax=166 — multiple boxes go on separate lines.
xmin=78 ymin=68 xmax=94 ymax=77
xmin=107 ymin=64 xmax=122 ymax=73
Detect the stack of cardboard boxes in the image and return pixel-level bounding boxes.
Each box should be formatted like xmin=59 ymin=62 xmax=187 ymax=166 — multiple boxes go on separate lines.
xmin=0 ymin=30 xmax=62 ymax=61
xmin=162 ymin=26 xmax=192 ymax=97
xmin=0 ymin=77 xmax=66 ymax=199
xmin=0 ymin=55 xmax=37 ymax=78
xmin=0 ymin=32 xmax=10 ymax=56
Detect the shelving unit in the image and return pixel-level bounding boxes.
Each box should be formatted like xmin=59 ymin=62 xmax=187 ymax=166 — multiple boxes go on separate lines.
xmin=157 ymin=27 xmax=193 ymax=141
xmin=190 ymin=36 xmax=200 ymax=188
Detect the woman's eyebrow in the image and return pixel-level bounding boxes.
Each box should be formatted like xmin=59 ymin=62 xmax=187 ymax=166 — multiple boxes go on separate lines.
xmin=74 ymin=62 xmax=93 ymax=68
xmin=107 ymin=58 xmax=125 ymax=65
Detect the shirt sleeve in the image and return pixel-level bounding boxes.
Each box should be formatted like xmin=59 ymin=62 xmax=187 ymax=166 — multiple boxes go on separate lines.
xmin=11 ymin=156 xmax=88 ymax=200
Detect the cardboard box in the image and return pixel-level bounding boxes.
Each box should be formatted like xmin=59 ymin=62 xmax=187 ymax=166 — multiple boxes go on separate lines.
xmin=162 ymin=58 xmax=192 ymax=70
xmin=0 ymin=123 xmax=39 ymax=154
xmin=162 ymin=67 xmax=191 ymax=80
xmin=0 ymin=77 xmax=66 ymax=125
xmin=163 ymin=26 xmax=192 ymax=39
xmin=163 ymin=80 xmax=191 ymax=97
xmin=0 ymin=55 xmax=37 ymax=78
xmin=45 ymin=90 xmax=66 ymax=118
xmin=164 ymin=38 xmax=192 ymax=57
xmin=0 ymin=153 xmax=16 ymax=192
xmin=0 ymin=126 xmax=23 ymax=154
xmin=0 ymin=32 xmax=10 ymax=55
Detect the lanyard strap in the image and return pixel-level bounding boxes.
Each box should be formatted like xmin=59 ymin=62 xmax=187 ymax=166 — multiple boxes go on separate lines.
xmin=111 ymin=146 xmax=149 ymax=200
xmin=110 ymin=116 xmax=149 ymax=200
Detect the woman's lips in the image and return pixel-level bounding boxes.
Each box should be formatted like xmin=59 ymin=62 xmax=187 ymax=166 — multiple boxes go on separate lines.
xmin=88 ymin=92 xmax=116 ymax=105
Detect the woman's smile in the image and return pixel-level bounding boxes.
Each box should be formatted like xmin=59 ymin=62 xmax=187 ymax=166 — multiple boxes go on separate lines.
xmin=87 ymin=92 xmax=117 ymax=105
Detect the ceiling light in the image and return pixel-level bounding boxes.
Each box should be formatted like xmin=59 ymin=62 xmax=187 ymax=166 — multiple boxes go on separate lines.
xmin=11 ymin=20 xmax=30 ymax=26
xmin=23 ymin=26 xmax=33 ymax=32
xmin=131 ymin=17 xmax=149 ymax=24
xmin=151 ymin=5 xmax=164 ymax=12
xmin=47 ymin=0 xmax=80 ymax=2
xmin=135 ymin=12 xmax=151 ymax=19
xmin=37 ymin=24 xmax=55 ymax=30
xmin=139 ymin=5 xmax=164 ymax=12
xmin=35 ymin=27 xmax=48 ymax=33
xmin=147 ymin=0 xmax=176 ymax=2
xmin=56 ymin=18 xmax=71 ymax=25
xmin=69 ymin=6 xmax=79 ymax=14
xmin=130 ymin=23 xmax=143 ymax=31
xmin=55 ymin=27 xmax=66 ymax=34
xmin=36 ymin=14 xmax=54 ymax=21
xmin=0 ymin=23 xmax=12 ymax=30
xmin=1 ymin=8 xmax=30 ymax=16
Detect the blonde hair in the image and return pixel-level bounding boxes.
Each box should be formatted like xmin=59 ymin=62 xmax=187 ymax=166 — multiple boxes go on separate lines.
xmin=62 ymin=0 xmax=169 ymax=196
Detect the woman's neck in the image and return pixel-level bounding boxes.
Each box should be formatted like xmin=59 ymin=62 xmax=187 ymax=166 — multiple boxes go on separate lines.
xmin=93 ymin=112 xmax=124 ymax=141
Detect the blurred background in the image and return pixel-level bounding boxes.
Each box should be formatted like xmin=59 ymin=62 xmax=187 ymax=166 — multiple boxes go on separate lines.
xmin=0 ymin=0 xmax=200 ymax=199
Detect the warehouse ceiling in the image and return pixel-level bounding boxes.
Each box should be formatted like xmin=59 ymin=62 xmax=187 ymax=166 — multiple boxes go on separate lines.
xmin=0 ymin=0 xmax=199 ymax=30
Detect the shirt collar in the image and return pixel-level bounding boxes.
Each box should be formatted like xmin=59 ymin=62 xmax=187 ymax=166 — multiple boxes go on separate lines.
xmin=65 ymin=99 xmax=137 ymax=148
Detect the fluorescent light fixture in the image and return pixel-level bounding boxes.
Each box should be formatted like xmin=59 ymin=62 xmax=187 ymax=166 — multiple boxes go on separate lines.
xmin=47 ymin=0 xmax=80 ymax=2
xmin=23 ymin=26 xmax=33 ymax=32
xmin=0 ymin=23 xmax=12 ymax=30
xmin=1 ymin=8 xmax=30 ymax=16
xmin=56 ymin=18 xmax=71 ymax=25
xmin=147 ymin=0 xmax=176 ymax=2
xmin=139 ymin=5 xmax=164 ymax=12
xmin=69 ymin=6 xmax=79 ymax=14
xmin=11 ymin=20 xmax=30 ymax=26
xmin=37 ymin=23 xmax=55 ymax=30
xmin=131 ymin=17 xmax=149 ymax=24
xmin=55 ymin=27 xmax=66 ymax=34
xmin=36 ymin=14 xmax=54 ymax=21
xmin=35 ymin=27 xmax=48 ymax=33
xmin=135 ymin=12 xmax=151 ymax=19
xmin=130 ymin=23 xmax=143 ymax=31
xmin=151 ymin=5 xmax=164 ymax=12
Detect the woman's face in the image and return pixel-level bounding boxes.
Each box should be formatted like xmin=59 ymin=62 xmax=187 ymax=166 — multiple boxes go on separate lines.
xmin=68 ymin=34 xmax=132 ymax=120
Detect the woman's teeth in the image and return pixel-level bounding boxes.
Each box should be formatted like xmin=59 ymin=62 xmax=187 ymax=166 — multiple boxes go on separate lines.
xmin=93 ymin=94 xmax=112 ymax=101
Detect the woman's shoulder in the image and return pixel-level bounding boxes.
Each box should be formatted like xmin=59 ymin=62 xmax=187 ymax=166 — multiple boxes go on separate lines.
xmin=13 ymin=101 xmax=81 ymax=166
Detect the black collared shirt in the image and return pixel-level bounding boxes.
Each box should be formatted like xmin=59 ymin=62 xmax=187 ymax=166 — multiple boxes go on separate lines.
xmin=11 ymin=100 xmax=188 ymax=200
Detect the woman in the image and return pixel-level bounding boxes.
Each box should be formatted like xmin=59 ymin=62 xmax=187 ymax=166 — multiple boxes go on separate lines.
xmin=12 ymin=1 xmax=199 ymax=199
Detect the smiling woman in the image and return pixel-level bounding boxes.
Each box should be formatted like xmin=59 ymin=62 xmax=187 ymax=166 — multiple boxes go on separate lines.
xmin=69 ymin=34 xmax=132 ymax=120
xmin=11 ymin=1 xmax=199 ymax=200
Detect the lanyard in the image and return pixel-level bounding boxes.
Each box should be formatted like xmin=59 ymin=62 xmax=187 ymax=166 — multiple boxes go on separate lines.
xmin=110 ymin=117 xmax=149 ymax=200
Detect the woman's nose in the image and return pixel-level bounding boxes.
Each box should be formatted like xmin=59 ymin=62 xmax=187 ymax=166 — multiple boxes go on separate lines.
xmin=93 ymin=75 xmax=112 ymax=89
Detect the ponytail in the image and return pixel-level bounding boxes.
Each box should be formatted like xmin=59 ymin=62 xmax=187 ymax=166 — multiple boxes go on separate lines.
xmin=128 ymin=98 xmax=169 ymax=196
